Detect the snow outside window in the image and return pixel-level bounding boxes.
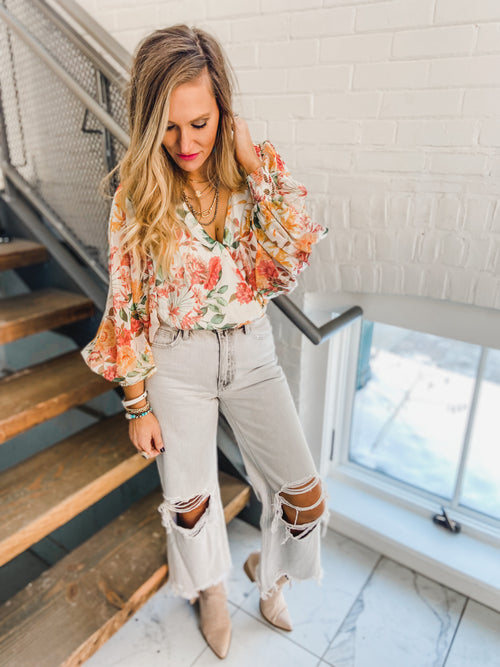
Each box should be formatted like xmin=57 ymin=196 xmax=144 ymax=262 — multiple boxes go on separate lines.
xmin=348 ymin=321 xmax=500 ymax=525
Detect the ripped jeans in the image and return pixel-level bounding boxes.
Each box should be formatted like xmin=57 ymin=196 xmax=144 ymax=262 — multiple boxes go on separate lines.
xmin=145 ymin=312 xmax=329 ymax=602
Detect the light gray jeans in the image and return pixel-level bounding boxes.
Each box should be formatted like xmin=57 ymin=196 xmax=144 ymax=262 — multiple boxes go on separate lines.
xmin=145 ymin=312 xmax=329 ymax=602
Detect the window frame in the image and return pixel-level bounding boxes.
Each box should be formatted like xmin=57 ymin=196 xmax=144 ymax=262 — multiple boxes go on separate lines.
xmin=300 ymin=292 xmax=500 ymax=540
xmin=331 ymin=314 xmax=500 ymax=537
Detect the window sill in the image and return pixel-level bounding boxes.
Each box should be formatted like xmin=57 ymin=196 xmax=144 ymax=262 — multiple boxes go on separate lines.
xmin=326 ymin=469 xmax=500 ymax=613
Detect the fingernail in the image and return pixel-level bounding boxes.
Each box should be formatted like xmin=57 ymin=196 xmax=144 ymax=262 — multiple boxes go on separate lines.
xmin=160 ymin=447 xmax=165 ymax=453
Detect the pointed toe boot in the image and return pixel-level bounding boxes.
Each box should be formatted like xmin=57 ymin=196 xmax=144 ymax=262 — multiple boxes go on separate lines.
xmin=197 ymin=581 xmax=232 ymax=659
xmin=243 ymin=551 xmax=293 ymax=632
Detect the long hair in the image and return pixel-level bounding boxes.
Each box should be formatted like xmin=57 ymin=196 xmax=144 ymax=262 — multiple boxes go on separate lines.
xmin=105 ymin=24 xmax=247 ymax=280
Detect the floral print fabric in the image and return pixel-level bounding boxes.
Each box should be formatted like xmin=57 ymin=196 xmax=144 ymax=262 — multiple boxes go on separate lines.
xmin=81 ymin=140 xmax=328 ymax=386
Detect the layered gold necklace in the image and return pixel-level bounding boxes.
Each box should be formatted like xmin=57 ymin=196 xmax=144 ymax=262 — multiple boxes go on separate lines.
xmin=182 ymin=178 xmax=220 ymax=227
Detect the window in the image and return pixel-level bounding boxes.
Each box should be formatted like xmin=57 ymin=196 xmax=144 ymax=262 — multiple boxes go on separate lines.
xmin=460 ymin=348 xmax=500 ymax=521
xmin=347 ymin=320 xmax=500 ymax=525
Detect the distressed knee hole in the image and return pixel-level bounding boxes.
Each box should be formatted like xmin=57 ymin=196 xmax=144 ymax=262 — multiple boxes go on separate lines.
xmin=158 ymin=492 xmax=211 ymax=537
xmin=272 ymin=476 xmax=328 ymax=542
xmin=176 ymin=495 xmax=210 ymax=528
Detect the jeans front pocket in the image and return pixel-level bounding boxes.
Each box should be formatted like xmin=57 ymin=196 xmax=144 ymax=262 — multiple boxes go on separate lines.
xmin=152 ymin=325 xmax=182 ymax=349
xmin=248 ymin=314 xmax=272 ymax=340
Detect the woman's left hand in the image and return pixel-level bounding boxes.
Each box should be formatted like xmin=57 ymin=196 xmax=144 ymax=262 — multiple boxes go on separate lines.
xmin=232 ymin=114 xmax=263 ymax=176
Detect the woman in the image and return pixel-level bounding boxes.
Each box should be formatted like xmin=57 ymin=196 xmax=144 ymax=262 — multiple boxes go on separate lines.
xmin=81 ymin=24 xmax=329 ymax=660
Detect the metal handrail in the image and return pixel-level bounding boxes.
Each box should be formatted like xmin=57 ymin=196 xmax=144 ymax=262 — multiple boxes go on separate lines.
xmin=34 ymin=0 xmax=129 ymax=87
xmin=50 ymin=0 xmax=132 ymax=73
xmin=0 ymin=4 xmax=129 ymax=148
xmin=2 ymin=162 xmax=109 ymax=287
xmin=3 ymin=177 xmax=108 ymax=309
xmin=273 ymin=299 xmax=362 ymax=344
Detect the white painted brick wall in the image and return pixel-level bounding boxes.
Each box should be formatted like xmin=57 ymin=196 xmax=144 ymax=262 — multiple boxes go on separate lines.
xmin=75 ymin=0 xmax=500 ymax=400
xmin=290 ymin=7 xmax=355 ymax=37
xmin=315 ymin=92 xmax=382 ymax=118
xmin=231 ymin=15 xmax=291 ymax=43
xmin=396 ymin=121 xmax=476 ymax=147
xmin=476 ymin=24 xmax=500 ymax=53
xmin=258 ymin=39 xmax=318 ymax=68
xmin=381 ymin=90 xmax=462 ymax=118
xmin=435 ymin=0 xmax=500 ymax=25
xmin=392 ymin=26 xmax=476 ymax=59
xmin=320 ymin=33 xmax=391 ymax=63
xmin=480 ymin=121 xmax=500 ymax=147
xmin=354 ymin=61 xmax=429 ymax=90
xmin=429 ymin=56 xmax=500 ymax=88
xmin=288 ymin=65 xmax=350 ymax=93
xmin=355 ymin=0 xmax=434 ymax=32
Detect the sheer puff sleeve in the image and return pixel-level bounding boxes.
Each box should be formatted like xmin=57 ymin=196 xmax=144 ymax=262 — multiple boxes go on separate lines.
xmin=246 ymin=140 xmax=328 ymax=298
xmin=80 ymin=186 xmax=157 ymax=386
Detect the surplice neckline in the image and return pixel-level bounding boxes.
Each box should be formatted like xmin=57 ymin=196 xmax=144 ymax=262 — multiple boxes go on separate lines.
xmin=182 ymin=189 xmax=234 ymax=249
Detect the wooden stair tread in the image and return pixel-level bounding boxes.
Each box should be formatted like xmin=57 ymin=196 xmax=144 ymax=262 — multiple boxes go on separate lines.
xmin=0 ymin=288 xmax=94 ymax=345
xmin=0 ymin=413 xmax=152 ymax=567
xmin=0 ymin=471 xmax=251 ymax=666
xmin=0 ymin=238 xmax=48 ymax=272
xmin=0 ymin=350 xmax=112 ymax=444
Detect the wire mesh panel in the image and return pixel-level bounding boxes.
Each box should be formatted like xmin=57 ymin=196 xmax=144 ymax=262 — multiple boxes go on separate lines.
xmin=0 ymin=0 xmax=128 ymax=272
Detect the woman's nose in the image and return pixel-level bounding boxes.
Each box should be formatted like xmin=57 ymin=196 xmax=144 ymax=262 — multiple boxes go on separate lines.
xmin=179 ymin=129 xmax=195 ymax=154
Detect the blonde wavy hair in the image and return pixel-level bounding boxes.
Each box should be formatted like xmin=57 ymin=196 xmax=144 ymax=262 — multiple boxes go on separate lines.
xmin=105 ymin=24 xmax=247 ymax=279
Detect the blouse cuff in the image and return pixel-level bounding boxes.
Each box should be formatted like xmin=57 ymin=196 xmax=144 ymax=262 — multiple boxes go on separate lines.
xmin=246 ymin=165 xmax=277 ymax=203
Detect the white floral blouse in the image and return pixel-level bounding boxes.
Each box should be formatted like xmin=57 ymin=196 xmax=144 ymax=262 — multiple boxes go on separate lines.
xmin=81 ymin=140 xmax=328 ymax=386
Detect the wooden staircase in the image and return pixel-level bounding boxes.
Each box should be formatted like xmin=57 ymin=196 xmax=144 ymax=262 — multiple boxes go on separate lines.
xmin=0 ymin=238 xmax=251 ymax=665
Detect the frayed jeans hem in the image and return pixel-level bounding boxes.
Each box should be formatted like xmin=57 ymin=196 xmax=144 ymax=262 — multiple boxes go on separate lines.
xmin=164 ymin=568 xmax=232 ymax=602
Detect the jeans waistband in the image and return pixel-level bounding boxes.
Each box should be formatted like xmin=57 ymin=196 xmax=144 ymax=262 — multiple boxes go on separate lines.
xmin=159 ymin=322 xmax=248 ymax=338
xmin=202 ymin=323 xmax=247 ymax=335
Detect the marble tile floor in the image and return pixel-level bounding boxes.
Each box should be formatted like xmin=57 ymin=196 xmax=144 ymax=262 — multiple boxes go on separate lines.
xmin=85 ymin=518 xmax=500 ymax=667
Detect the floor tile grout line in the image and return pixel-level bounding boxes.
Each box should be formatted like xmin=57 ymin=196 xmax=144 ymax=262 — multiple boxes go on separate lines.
xmin=190 ymin=644 xmax=208 ymax=667
xmin=319 ymin=553 xmax=384 ymax=662
xmin=227 ymin=577 xmax=261 ymax=614
xmin=235 ymin=605 xmax=327 ymax=661
xmin=189 ymin=591 xmax=325 ymax=665
xmin=441 ymin=596 xmax=470 ymax=667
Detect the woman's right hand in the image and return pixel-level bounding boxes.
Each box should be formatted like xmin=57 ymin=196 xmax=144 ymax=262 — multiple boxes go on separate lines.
xmin=128 ymin=411 xmax=165 ymax=459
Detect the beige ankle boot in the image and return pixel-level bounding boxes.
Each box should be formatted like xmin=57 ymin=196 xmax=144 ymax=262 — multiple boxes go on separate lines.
xmin=243 ymin=551 xmax=293 ymax=632
xmin=195 ymin=581 xmax=232 ymax=659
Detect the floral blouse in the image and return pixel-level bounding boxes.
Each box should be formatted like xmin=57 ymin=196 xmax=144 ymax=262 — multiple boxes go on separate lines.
xmin=81 ymin=140 xmax=328 ymax=386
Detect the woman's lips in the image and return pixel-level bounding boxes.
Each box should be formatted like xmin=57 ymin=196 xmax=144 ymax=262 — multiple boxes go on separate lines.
xmin=178 ymin=153 xmax=200 ymax=161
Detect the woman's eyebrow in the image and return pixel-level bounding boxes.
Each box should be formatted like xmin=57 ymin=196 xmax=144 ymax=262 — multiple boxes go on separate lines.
xmin=168 ymin=114 xmax=211 ymax=125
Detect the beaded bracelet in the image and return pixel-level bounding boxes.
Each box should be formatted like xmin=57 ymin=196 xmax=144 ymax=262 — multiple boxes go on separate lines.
xmin=125 ymin=402 xmax=151 ymax=415
xmin=124 ymin=408 xmax=152 ymax=420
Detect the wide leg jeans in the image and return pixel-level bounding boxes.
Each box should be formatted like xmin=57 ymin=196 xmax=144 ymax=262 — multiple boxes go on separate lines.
xmin=145 ymin=312 xmax=329 ymax=601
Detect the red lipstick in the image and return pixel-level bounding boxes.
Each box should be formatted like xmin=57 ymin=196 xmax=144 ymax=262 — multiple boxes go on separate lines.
xmin=178 ymin=153 xmax=200 ymax=161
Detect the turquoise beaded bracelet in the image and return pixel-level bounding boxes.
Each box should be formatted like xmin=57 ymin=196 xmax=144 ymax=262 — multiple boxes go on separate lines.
xmin=124 ymin=408 xmax=152 ymax=420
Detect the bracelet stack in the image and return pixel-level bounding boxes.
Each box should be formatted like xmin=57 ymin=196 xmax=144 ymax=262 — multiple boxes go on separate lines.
xmin=125 ymin=408 xmax=152 ymax=421
xmin=122 ymin=390 xmax=153 ymax=420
